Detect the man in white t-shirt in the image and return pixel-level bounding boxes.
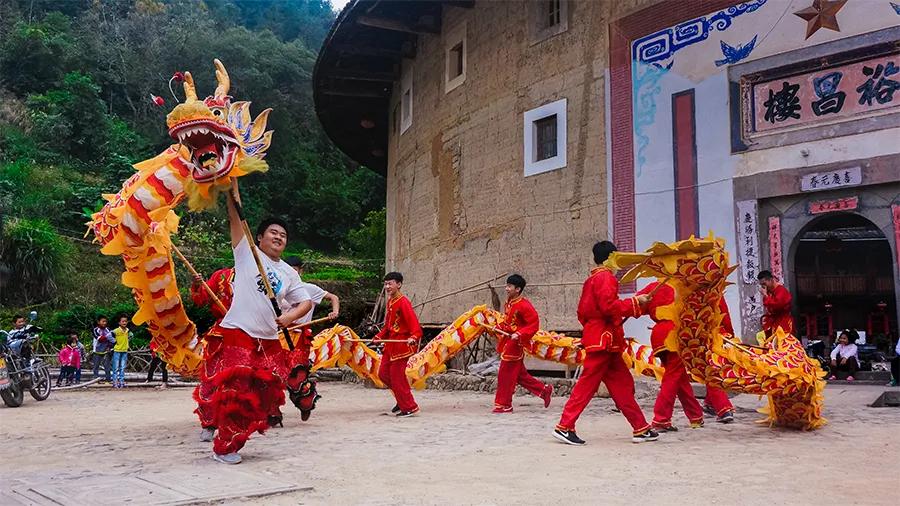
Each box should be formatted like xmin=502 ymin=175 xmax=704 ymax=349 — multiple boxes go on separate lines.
xmin=278 ymin=257 xmax=342 ymax=421
xmin=196 ymin=184 xmax=313 ymax=465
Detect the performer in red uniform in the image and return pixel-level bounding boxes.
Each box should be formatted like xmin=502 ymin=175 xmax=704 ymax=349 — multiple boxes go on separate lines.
xmin=191 ymin=267 xmax=235 ymax=435
xmin=373 ymin=272 xmax=422 ymax=417
xmin=554 ymin=241 xmax=657 ymax=445
xmin=190 ymin=267 xmax=235 ymax=320
xmin=196 ymin=184 xmax=313 ymax=465
xmin=758 ymin=270 xmax=794 ymax=336
xmin=636 ymin=281 xmax=704 ymax=431
xmin=703 ymin=297 xmax=736 ymax=423
xmin=492 ymin=274 xmax=553 ymax=413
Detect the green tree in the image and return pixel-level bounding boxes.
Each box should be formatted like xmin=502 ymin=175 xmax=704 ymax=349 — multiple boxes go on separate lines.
xmin=26 ymin=72 xmax=111 ymax=161
xmin=0 ymin=217 xmax=73 ymax=305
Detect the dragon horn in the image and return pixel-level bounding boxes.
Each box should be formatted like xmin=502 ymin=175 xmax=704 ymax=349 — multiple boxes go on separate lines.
xmin=214 ymin=59 xmax=230 ymax=99
xmin=183 ymin=72 xmax=198 ymax=102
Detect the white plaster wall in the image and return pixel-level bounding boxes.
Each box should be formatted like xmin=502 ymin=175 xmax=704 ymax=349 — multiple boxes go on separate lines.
xmin=626 ymin=0 xmax=900 ymax=341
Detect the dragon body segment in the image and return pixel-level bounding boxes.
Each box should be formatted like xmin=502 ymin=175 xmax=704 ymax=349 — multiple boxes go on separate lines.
xmin=88 ymin=60 xmax=272 ymax=376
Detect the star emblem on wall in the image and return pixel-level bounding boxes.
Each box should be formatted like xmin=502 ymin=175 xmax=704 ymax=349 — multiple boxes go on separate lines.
xmin=793 ymin=0 xmax=849 ymax=39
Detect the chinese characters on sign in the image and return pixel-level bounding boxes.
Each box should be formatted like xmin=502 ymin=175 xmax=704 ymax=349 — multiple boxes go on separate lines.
xmin=892 ymin=205 xmax=900 ymax=269
xmin=809 ymin=196 xmax=859 ymax=215
xmin=752 ymin=55 xmax=900 ymax=134
xmin=768 ymin=216 xmax=782 ymax=282
xmin=800 ymin=166 xmax=861 ymax=192
xmin=736 ymin=200 xmax=760 ymax=284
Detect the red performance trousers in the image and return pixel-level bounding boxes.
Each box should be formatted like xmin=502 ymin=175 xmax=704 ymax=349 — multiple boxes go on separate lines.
xmin=557 ymin=351 xmax=650 ymax=435
xmin=652 ymin=351 xmax=703 ymax=427
xmin=494 ymin=358 xmax=548 ymax=409
xmin=703 ymin=385 xmax=734 ymax=415
xmin=378 ymin=355 xmax=418 ymax=413
xmin=194 ymin=326 xmax=295 ymax=455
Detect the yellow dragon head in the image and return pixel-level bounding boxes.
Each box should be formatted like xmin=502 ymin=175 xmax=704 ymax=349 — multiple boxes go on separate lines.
xmin=165 ymin=59 xmax=272 ymax=208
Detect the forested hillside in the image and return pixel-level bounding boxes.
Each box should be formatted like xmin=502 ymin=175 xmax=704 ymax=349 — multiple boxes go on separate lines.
xmin=0 ymin=0 xmax=384 ymax=340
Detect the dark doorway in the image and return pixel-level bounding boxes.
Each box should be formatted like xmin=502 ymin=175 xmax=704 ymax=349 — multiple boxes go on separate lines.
xmin=794 ymin=213 xmax=897 ymax=350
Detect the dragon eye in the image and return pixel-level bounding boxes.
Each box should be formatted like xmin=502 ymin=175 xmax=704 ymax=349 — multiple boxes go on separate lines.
xmin=213 ymin=110 xmax=222 ymax=116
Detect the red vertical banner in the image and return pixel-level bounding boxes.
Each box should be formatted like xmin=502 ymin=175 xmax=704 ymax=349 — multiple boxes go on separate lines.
xmin=768 ymin=216 xmax=783 ymax=281
xmin=892 ymin=204 xmax=900 ymax=269
xmin=672 ymin=90 xmax=698 ymax=240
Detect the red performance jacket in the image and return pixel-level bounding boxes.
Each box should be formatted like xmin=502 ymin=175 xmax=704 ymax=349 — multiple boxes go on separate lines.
xmin=762 ymin=284 xmax=793 ymax=334
xmin=374 ymin=294 xmax=422 ymax=361
xmin=577 ymin=267 xmax=642 ymax=353
xmin=635 ymin=281 xmax=675 ymax=354
xmin=496 ymin=296 xmax=540 ymax=361
xmin=190 ymin=267 xmax=235 ymax=320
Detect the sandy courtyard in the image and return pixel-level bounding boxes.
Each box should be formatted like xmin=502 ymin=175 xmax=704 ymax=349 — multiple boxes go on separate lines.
xmin=1 ymin=381 xmax=897 ymax=505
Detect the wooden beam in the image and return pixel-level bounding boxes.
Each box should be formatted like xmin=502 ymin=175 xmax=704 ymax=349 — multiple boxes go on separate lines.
xmin=325 ymin=68 xmax=398 ymax=82
xmin=332 ymin=43 xmax=404 ymax=59
xmin=445 ymin=1 xmax=475 ymax=8
xmin=357 ymin=14 xmax=440 ymax=34
xmin=322 ymin=88 xmax=390 ymax=98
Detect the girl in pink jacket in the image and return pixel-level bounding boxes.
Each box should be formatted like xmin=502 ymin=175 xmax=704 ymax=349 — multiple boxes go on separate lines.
xmin=57 ymin=335 xmax=81 ymax=386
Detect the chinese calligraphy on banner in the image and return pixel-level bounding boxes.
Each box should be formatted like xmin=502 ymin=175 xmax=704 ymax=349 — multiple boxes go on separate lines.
xmin=809 ymin=196 xmax=859 ymax=214
xmin=736 ymin=200 xmax=760 ymax=284
xmin=893 ymin=205 xmax=900 ymax=269
xmin=752 ymin=54 xmax=900 ymax=134
xmin=768 ymin=216 xmax=782 ymax=281
xmin=800 ymin=166 xmax=861 ymax=192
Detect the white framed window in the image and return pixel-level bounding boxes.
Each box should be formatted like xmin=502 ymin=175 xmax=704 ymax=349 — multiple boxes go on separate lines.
xmin=444 ymin=22 xmax=467 ymax=93
xmin=400 ymin=63 xmax=413 ymax=134
xmin=523 ymin=98 xmax=567 ymax=176
xmin=530 ymin=0 xmax=569 ymax=44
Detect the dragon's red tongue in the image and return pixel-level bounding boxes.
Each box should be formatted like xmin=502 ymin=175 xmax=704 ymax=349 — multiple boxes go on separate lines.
xmin=194 ymin=144 xmax=218 ymax=168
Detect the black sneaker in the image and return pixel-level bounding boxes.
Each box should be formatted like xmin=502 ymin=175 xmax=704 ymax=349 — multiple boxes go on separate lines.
xmin=267 ymin=415 xmax=283 ymax=428
xmin=654 ymin=425 xmax=678 ymax=432
xmin=391 ymin=404 xmax=401 ymax=414
xmin=396 ymin=410 xmax=417 ymax=418
xmin=553 ymin=428 xmax=586 ymax=446
xmin=632 ymin=429 xmax=660 ymax=443
xmin=703 ymin=404 xmax=717 ymax=417
xmin=716 ymin=410 xmax=734 ymax=424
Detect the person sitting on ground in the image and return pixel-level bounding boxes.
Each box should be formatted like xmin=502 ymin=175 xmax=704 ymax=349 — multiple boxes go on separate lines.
xmin=829 ymin=331 xmax=859 ymax=381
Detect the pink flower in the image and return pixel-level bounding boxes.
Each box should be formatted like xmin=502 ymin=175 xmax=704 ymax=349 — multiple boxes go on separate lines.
xmin=150 ymin=94 xmax=165 ymax=106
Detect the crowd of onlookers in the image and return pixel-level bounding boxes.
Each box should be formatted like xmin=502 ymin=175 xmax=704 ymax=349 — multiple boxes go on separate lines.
xmin=0 ymin=314 xmax=169 ymax=388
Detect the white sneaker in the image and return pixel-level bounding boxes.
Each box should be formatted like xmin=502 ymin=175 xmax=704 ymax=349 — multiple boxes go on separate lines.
xmin=212 ymin=452 xmax=242 ymax=465
xmin=199 ymin=427 xmax=215 ymax=442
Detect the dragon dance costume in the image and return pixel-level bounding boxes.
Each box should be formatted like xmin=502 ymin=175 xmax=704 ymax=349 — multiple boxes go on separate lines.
xmin=557 ymin=266 xmax=654 ymax=438
xmin=636 ymin=282 xmax=704 ymax=429
xmin=374 ymin=292 xmax=422 ymax=414
xmin=493 ymin=296 xmax=552 ymax=413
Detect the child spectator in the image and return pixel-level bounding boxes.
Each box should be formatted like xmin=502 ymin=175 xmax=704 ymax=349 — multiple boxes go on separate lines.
xmin=74 ymin=338 xmax=86 ymax=384
xmin=829 ymin=331 xmax=859 ymax=381
xmin=111 ymin=316 xmax=132 ymax=388
xmin=57 ymin=335 xmax=79 ymax=386
xmin=145 ymin=340 xmax=169 ymax=388
xmin=92 ymin=316 xmax=115 ymax=382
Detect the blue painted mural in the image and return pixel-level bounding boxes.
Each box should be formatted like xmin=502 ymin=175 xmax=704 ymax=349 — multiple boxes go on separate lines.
xmin=715 ymin=35 xmax=758 ymax=67
xmin=631 ymin=0 xmax=768 ymax=175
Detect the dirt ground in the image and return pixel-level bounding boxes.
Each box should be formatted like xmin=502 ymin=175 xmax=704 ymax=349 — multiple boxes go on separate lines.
xmin=1 ymin=380 xmax=898 ymax=505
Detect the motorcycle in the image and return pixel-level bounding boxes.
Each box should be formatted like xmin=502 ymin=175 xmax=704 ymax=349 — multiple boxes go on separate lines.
xmin=0 ymin=311 xmax=52 ymax=407
xmin=804 ymin=339 xmax=831 ymax=375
